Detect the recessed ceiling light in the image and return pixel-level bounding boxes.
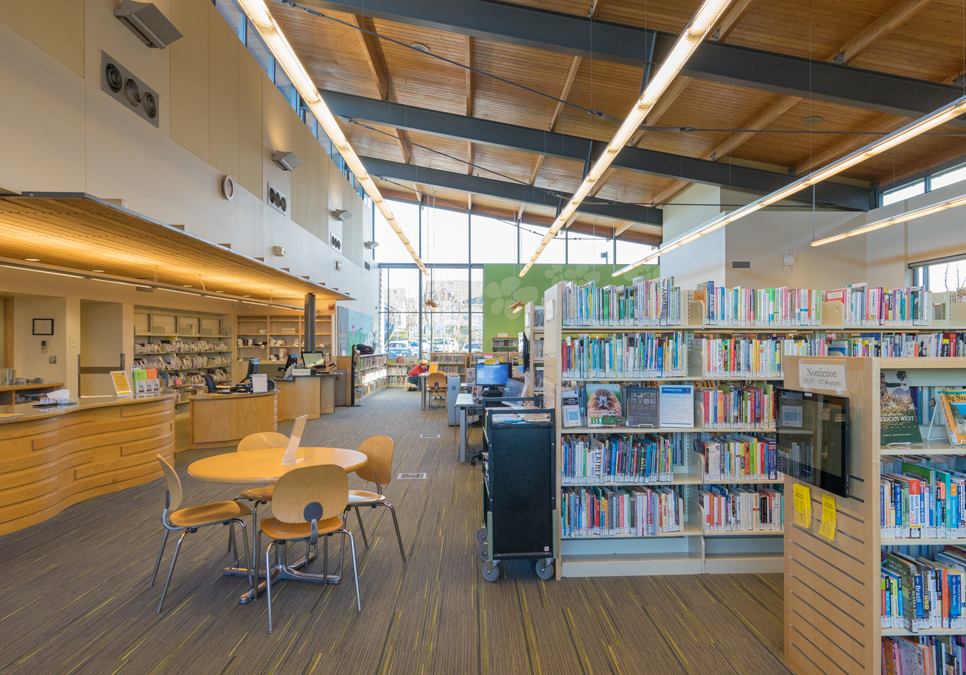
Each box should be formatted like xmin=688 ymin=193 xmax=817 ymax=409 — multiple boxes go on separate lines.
xmin=215 ymin=290 xmax=224 ymax=293
xmin=802 ymin=116 xmax=824 ymax=125
xmin=243 ymin=295 xmax=251 ymax=298
xmin=410 ymin=42 xmax=430 ymax=53
xmin=24 ymin=258 xmax=39 ymax=262
xmin=92 ymin=269 xmax=105 ymax=273
xmin=182 ymin=284 xmax=192 ymax=288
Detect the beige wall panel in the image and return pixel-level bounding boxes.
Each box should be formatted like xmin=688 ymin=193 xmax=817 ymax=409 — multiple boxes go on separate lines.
xmin=262 ymin=76 xmax=297 ymax=203
xmin=169 ymin=0 xmax=209 ymax=161
xmin=237 ymin=50 xmax=263 ymax=196
xmin=289 ymin=120 xmax=306 ymax=227
xmin=316 ymin=143 xmax=330 ymax=243
xmin=0 ymin=0 xmax=85 ymax=76
xmin=207 ymin=3 xmax=239 ymax=179
xmin=344 ymin=190 xmax=364 ymax=267
xmin=301 ymin=128 xmax=319 ymax=238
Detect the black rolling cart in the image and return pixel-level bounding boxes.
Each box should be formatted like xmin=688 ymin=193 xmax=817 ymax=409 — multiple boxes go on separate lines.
xmin=476 ymin=404 xmax=556 ymax=582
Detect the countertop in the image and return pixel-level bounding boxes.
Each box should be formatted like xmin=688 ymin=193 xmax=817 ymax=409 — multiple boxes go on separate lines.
xmin=190 ymin=390 xmax=278 ymax=401
xmin=0 ymin=393 xmax=178 ymax=424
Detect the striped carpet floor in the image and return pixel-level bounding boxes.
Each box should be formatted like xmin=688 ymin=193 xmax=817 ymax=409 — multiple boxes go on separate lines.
xmin=0 ymin=389 xmax=793 ymax=674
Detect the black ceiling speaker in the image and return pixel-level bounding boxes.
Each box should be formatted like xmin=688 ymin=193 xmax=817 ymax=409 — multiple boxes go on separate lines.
xmin=124 ymin=78 xmax=141 ymax=106
xmin=143 ymin=91 xmax=157 ymax=119
xmin=105 ymin=62 xmax=123 ymax=92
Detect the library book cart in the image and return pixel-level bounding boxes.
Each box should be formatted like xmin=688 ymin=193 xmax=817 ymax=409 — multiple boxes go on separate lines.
xmin=782 ymin=355 xmax=966 ymax=675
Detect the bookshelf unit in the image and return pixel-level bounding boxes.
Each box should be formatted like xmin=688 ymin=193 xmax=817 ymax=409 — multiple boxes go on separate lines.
xmin=491 ymin=336 xmax=518 ymax=354
xmin=235 ymin=312 xmax=333 ymax=383
xmin=430 ymin=352 xmax=468 ymax=378
xmin=783 ymin=355 xmax=966 ymax=675
xmin=353 ymin=352 xmax=388 ymax=399
xmin=387 ymin=357 xmax=418 ymax=387
xmin=523 ymin=302 xmax=545 ymax=396
xmin=133 ymin=308 xmax=233 ymax=394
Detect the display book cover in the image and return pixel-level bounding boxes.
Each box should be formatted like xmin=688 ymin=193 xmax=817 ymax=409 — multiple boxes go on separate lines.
xmin=880 ymin=369 xmax=922 ymax=444
xmin=625 ymin=386 xmax=659 ymax=427
xmin=938 ymin=388 xmax=966 ymax=445
xmin=585 ymin=384 xmax=622 ymax=428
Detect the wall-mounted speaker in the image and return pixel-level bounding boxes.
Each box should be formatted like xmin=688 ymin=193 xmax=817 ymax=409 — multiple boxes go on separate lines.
xmin=267 ymin=183 xmax=288 ymax=216
xmin=100 ymin=52 xmax=160 ymax=128
xmin=330 ymin=233 xmax=342 ymax=252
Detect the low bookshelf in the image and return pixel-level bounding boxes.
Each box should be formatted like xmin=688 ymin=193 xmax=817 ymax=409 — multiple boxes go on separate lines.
xmin=387 ymin=357 xmax=418 ymax=388
xmin=431 ymin=352 xmax=468 ymax=378
xmin=353 ymin=352 xmax=387 ymax=400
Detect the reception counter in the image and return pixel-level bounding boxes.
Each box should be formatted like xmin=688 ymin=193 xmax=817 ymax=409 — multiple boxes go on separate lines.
xmin=276 ymin=375 xmax=336 ymax=420
xmin=0 ymin=394 xmax=177 ymax=536
xmin=189 ymin=390 xmax=278 ymax=449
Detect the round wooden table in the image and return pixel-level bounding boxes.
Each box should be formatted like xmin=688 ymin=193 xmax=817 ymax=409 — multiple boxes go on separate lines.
xmin=186 ymin=446 xmax=367 ymax=603
xmin=187 ymin=446 xmax=367 ymax=484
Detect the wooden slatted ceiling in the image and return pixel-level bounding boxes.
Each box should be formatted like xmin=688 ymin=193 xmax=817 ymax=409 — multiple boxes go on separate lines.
xmin=0 ymin=197 xmax=348 ymax=302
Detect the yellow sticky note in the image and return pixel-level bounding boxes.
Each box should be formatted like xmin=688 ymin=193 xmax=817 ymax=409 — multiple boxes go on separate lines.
xmin=819 ymin=495 xmax=837 ymax=540
xmin=793 ymin=484 xmax=811 ymax=529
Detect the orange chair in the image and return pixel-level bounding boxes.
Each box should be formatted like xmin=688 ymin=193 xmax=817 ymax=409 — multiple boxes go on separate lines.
xmin=150 ymin=456 xmax=253 ymax=614
xmin=348 ymin=436 xmax=406 ymax=563
xmin=426 ymin=372 xmax=447 ymax=409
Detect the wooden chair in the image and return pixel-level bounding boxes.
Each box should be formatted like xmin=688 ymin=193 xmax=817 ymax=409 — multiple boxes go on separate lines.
xmin=426 ymin=372 xmax=447 ymax=409
xmin=348 ymin=436 xmax=406 ymax=563
xmin=259 ymin=464 xmax=361 ymax=632
xmin=150 ymin=455 xmax=253 ymax=614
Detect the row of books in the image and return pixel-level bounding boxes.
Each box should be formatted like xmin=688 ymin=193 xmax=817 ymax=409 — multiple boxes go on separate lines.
xmin=696 ymin=383 xmax=776 ymax=429
xmin=562 ymin=384 xmax=695 ymax=428
xmin=134 ymin=339 xmax=232 ymax=354
xmin=532 ymin=338 xmax=544 ymax=359
xmin=562 ymin=277 xmax=682 ymax=327
xmin=699 ymin=485 xmax=784 ymax=532
xmin=828 ymin=332 xmax=966 ymax=358
xmin=696 ymin=436 xmax=782 ymax=481
xmin=882 ymin=634 xmax=966 ymax=675
xmin=560 ymin=485 xmax=684 ymax=537
xmin=432 ymin=353 xmax=466 ymax=364
xmin=882 ymin=548 xmax=966 ymax=633
xmin=560 ymin=333 xmax=686 ymax=378
xmin=696 ymin=282 xmax=824 ymax=326
xmin=832 ymin=283 xmax=929 ymax=326
xmin=695 ymin=336 xmax=826 ymax=378
xmin=561 ymin=434 xmax=684 ymax=484
xmin=881 ymin=459 xmax=966 ymax=539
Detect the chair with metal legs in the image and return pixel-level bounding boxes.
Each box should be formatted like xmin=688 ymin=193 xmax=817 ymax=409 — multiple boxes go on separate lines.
xmin=347 ymin=436 xmax=407 ymax=563
xmin=149 ymin=455 xmax=253 ymax=614
xmin=260 ymin=464 xmax=361 ymax=633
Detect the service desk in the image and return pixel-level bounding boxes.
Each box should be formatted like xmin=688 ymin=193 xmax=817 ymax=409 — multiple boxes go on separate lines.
xmin=0 ymin=394 xmax=177 ymax=536
xmin=275 ymin=375 xmax=336 ymax=420
xmin=189 ymin=391 xmax=278 ymax=449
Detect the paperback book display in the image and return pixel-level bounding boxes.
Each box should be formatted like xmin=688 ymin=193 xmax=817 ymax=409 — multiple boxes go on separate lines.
xmin=561 ymin=434 xmax=682 ymax=484
xmin=696 ymin=435 xmax=781 ymax=481
xmin=562 ymin=277 xmax=681 ymax=327
xmin=696 ymin=383 xmax=776 ymax=430
xmin=625 ymin=386 xmax=659 ymax=427
xmin=882 ymin=548 xmax=966 ymax=633
xmin=698 ymin=485 xmax=784 ymax=532
xmin=560 ymin=485 xmax=684 ymax=537
xmin=585 ymin=384 xmax=622 ymax=427
xmin=695 ymin=336 xmax=825 ymax=378
xmin=940 ymin=390 xmax=966 ymax=445
xmin=826 ymin=283 xmax=929 ymax=326
xmin=560 ymin=332 xmax=686 ymax=378
xmin=695 ymin=282 xmax=823 ymax=326
xmin=881 ymin=370 xmax=923 ymax=444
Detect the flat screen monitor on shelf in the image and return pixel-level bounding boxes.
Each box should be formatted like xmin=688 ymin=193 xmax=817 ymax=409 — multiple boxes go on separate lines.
xmin=476 ymin=363 xmax=510 ymax=387
xmin=301 ymin=352 xmax=325 ymax=368
xmin=245 ymin=358 xmax=260 ymax=380
xmin=776 ymin=388 xmax=851 ymax=498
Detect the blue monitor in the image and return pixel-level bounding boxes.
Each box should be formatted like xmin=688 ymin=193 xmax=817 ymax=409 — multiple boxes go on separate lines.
xmin=476 ymin=363 xmax=509 ymax=387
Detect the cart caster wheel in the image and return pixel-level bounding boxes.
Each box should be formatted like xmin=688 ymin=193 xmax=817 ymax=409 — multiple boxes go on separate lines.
xmin=535 ymin=558 xmax=554 ymax=580
xmin=476 ymin=527 xmax=487 ymax=544
xmin=470 ymin=460 xmax=477 ymax=466
xmin=478 ymin=543 xmax=488 ymax=561
xmin=482 ymin=561 xmax=500 ymax=582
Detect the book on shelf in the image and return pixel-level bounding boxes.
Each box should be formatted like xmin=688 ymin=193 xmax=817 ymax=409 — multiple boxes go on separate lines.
xmin=825 ymin=283 xmax=930 ymax=326
xmin=880 ymin=634 xmax=966 ymax=675
xmin=938 ymin=390 xmax=966 ymax=445
xmin=696 ymin=434 xmax=780 ymax=481
xmin=883 ymin=547 xmax=966 ymax=633
xmin=561 ymin=433 xmax=682 ymax=484
xmin=698 ymin=485 xmax=783 ymax=532
xmin=586 ymin=384 xmax=622 ymax=427
xmin=696 ymin=383 xmax=775 ymax=430
xmin=695 ymin=282 xmax=822 ymax=326
xmin=881 ymin=457 xmax=966 ymax=539
xmin=625 ymin=386 xmax=659 ymax=427
xmin=695 ymin=336 xmax=824 ymax=378
xmin=562 ymin=277 xmax=681 ymax=327
xmin=562 ymin=388 xmax=582 ymax=427
xmin=561 ymin=485 xmax=684 ymax=537
xmin=560 ymin=332 xmax=686 ymax=378
xmin=881 ymin=370 xmax=923 ymax=444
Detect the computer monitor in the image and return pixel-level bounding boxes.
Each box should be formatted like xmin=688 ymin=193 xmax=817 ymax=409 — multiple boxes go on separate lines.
xmin=302 ymin=352 xmax=325 ymax=368
xmin=476 ymin=363 xmax=509 ymax=387
xmin=245 ymin=358 xmax=260 ymax=380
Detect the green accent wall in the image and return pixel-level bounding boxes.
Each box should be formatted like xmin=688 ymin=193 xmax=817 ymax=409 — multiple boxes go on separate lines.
xmin=482 ymin=263 xmax=660 ymax=350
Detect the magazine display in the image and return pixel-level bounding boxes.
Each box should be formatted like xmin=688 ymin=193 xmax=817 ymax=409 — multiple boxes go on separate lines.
xmin=938 ymin=388 xmax=966 ymax=445
xmin=880 ymin=370 xmax=922 ymax=444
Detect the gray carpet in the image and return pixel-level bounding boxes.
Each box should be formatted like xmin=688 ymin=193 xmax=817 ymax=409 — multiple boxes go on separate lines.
xmin=0 ymin=388 xmax=792 ymax=674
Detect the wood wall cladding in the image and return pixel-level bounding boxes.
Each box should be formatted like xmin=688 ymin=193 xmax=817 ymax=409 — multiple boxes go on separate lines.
xmin=0 ymin=397 xmax=177 ymax=536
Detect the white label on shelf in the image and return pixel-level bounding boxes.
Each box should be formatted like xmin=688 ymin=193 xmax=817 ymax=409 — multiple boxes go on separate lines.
xmin=546 ymin=299 xmax=555 ymax=322
xmin=497 ymin=333 xmax=507 ymax=338
xmin=799 ymin=363 xmax=847 ymax=392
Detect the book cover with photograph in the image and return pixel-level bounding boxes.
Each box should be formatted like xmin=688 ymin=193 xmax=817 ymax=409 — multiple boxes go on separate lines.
xmin=939 ymin=389 xmax=966 ymax=445
xmin=625 ymin=386 xmax=659 ymax=427
xmin=880 ymin=370 xmax=922 ymax=444
xmin=585 ymin=384 xmax=622 ymax=427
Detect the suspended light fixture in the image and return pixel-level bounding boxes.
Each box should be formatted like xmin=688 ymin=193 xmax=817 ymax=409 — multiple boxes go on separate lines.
xmin=509 ymin=300 xmax=524 ymax=314
xmin=519 ymin=0 xmax=735 ymax=277
xmin=614 ymin=94 xmax=966 ymax=276
xmin=811 ymin=193 xmax=966 ymax=247
xmin=236 ymin=0 xmax=428 ymax=275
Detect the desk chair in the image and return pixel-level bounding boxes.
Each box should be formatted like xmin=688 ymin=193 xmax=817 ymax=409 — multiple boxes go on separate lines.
xmin=347 ymin=436 xmax=406 ymax=563
xmin=203 ymin=374 xmax=218 ymax=393
xmin=260 ymin=465 xmax=361 ymax=633
xmin=426 ymin=373 xmax=447 ymax=409
xmin=150 ymin=456 xmax=253 ymax=614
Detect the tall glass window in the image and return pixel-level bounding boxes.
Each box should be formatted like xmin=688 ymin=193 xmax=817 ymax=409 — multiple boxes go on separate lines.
xmin=422 ymin=206 xmax=468 ymax=265
xmin=374 ymin=201 xmax=420 ymax=264
xmin=519 ymin=223 xmax=565 ymax=264
xmin=380 ymin=268 xmax=421 ymax=357
xmin=567 ymin=231 xmax=613 ymax=265
xmin=470 ymin=213 xmax=518 ymax=263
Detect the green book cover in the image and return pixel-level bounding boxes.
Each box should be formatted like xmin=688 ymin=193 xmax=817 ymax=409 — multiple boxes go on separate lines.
xmin=881 ymin=370 xmax=923 ymax=444
xmin=586 ymin=384 xmax=622 ymax=428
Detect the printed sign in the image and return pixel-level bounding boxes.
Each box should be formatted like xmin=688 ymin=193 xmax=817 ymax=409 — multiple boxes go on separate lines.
xmin=799 ymin=363 xmax=847 ymax=392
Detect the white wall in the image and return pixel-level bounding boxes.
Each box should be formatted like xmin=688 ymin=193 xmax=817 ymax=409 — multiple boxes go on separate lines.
xmin=13 ymin=295 xmax=69 ymax=386
xmin=660 ymin=184 xmax=728 ymax=288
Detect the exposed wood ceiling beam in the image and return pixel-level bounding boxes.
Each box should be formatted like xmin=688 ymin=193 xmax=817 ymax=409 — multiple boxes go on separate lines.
xmin=322 ymin=90 xmax=872 ymax=210
xmin=614 ymin=221 xmax=634 ymax=236
xmin=302 ymin=0 xmax=966 ymax=124
xmin=353 ymin=15 xmax=411 ymax=164
xmin=712 ymin=0 xmax=758 ymax=42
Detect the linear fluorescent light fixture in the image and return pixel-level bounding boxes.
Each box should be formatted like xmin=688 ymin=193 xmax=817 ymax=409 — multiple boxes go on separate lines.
xmin=236 ymin=0 xmax=428 ymax=275
xmin=811 ymin=193 xmax=966 ymax=247
xmin=614 ymin=93 xmax=966 ymax=276
xmin=519 ymin=0 xmax=734 ymax=277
